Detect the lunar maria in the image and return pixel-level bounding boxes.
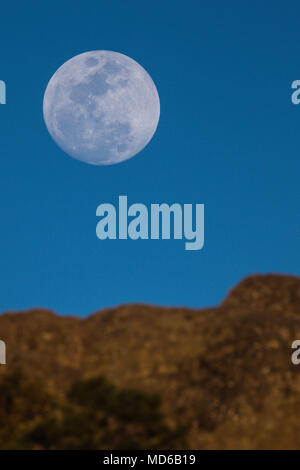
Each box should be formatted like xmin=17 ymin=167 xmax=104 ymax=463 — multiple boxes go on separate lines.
xmin=96 ymin=196 xmax=204 ymax=251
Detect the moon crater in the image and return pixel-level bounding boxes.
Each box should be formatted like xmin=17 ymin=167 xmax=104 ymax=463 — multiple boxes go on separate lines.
xmin=43 ymin=51 xmax=160 ymax=165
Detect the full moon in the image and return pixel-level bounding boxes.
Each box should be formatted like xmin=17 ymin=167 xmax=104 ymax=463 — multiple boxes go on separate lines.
xmin=43 ymin=51 xmax=160 ymax=165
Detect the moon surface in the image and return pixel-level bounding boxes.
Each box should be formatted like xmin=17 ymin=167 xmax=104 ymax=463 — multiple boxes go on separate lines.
xmin=43 ymin=51 xmax=160 ymax=165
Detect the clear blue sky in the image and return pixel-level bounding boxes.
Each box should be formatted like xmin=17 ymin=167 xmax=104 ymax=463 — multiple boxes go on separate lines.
xmin=0 ymin=1 xmax=299 ymax=316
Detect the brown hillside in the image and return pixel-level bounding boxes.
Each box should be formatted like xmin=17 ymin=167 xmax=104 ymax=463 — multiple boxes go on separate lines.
xmin=0 ymin=273 xmax=300 ymax=449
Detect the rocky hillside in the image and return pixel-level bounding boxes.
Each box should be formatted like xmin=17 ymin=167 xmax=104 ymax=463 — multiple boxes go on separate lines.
xmin=0 ymin=273 xmax=300 ymax=449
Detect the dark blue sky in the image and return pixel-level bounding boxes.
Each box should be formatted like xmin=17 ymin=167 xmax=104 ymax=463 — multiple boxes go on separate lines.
xmin=0 ymin=1 xmax=299 ymax=316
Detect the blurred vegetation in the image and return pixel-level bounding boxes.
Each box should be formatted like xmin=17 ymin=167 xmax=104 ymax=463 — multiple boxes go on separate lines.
xmin=0 ymin=372 xmax=186 ymax=450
